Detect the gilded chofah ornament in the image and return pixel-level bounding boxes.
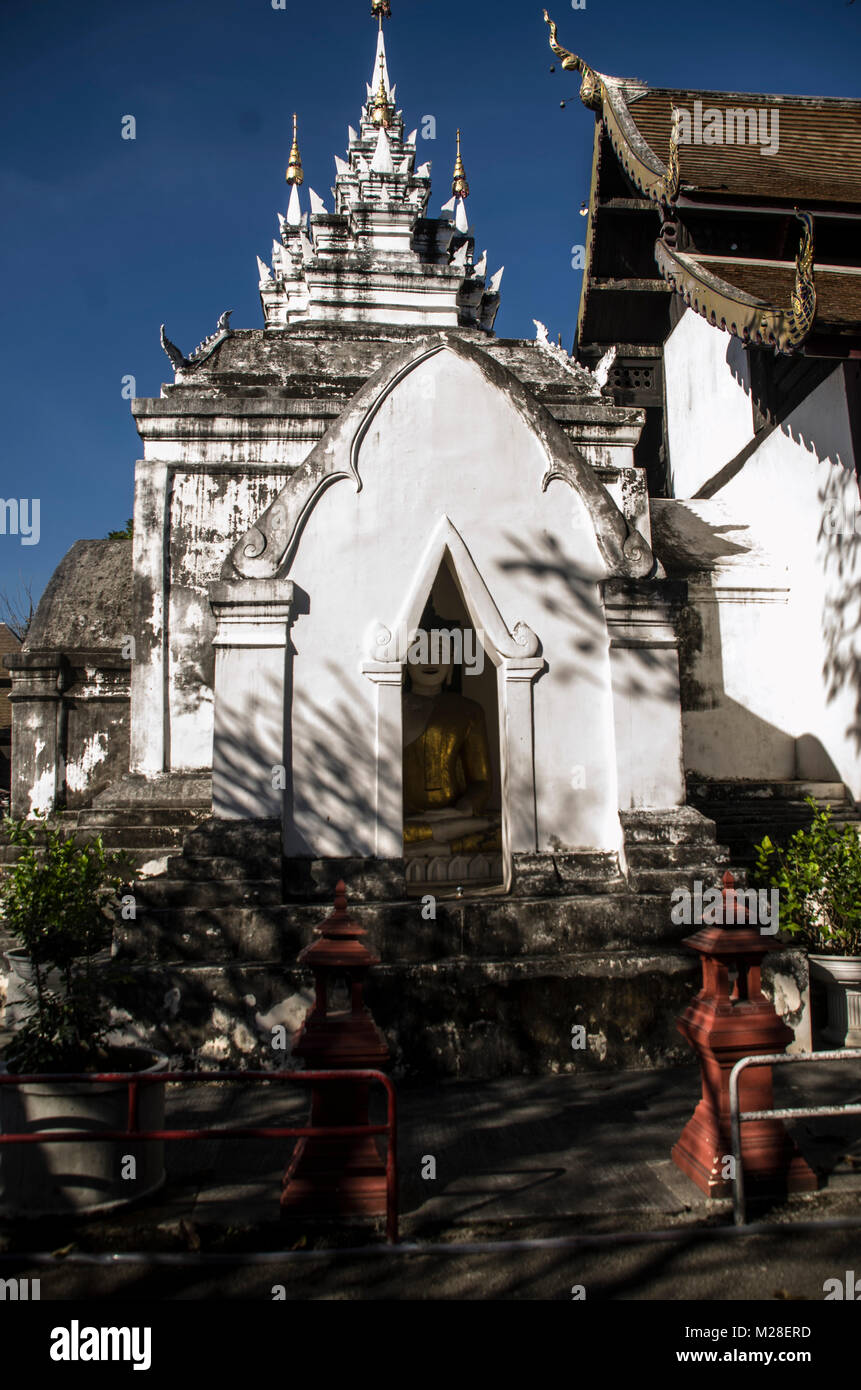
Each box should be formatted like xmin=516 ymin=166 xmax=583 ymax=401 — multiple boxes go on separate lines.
xmin=543 ymin=10 xmax=603 ymax=111
xmin=788 ymin=210 xmax=817 ymax=346
xmin=545 ymin=13 xmax=680 ymax=205
xmin=660 ymin=106 xmax=681 ymax=203
xmin=654 ymin=210 xmax=817 ymax=353
xmin=286 ymin=113 xmax=304 ymax=186
xmin=452 ymin=130 xmax=470 ymax=200
xmin=370 ymin=53 xmax=392 ymax=127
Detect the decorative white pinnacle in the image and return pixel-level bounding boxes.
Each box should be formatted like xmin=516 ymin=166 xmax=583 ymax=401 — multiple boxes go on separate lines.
xmin=370 ymin=127 xmax=394 ymax=175
xmin=475 ymin=250 xmax=487 ymax=277
xmin=455 ymin=198 xmax=469 ymax=234
xmin=287 ymin=182 xmax=302 ymax=226
xmin=440 ymin=196 xmax=456 ymax=214
xmin=257 ymin=255 xmax=273 ymax=285
xmin=334 ymin=155 xmax=351 ymax=176
xmin=308 ymin=188 xmax=328 ymax=215
xmin=406 ymin=129 xmax=417 ymax=146
xmin=416 ymin=161 xmax=431 ymax=178
xmin=488 ymin=267 xmax=504 ymax=293
xmin=371 ymin=28 xmax=392 ymax=97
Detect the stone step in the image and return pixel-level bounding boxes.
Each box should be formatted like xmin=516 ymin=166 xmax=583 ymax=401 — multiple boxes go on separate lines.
xmin=626 ymin=864 xmax=743 ymax=894
xmin=181 ymin=819 xmax=282 ymax=859
xmin=76 ymin=806 xmax=209 ymax=829
xmin=169 ymin=854 xmax=282 ymax=882
xmin=114 ymin=892 xmax=703 ymax=966
xmin=687 ymin=779 xmax=852 ymax=803
xmin=70 ymin=825 xmax=189 ymax=850
xmin=624 ymin=842 xmax=731 ymax=868
xmin=619 ymin=807 xmax=721 ymax=847
xmin=135 ymin=878 xmax=285 ymax=909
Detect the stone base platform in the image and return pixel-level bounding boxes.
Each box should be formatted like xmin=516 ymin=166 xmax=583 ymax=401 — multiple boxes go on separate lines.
xmin=34 ymin=807 xmax=801 ymax=1078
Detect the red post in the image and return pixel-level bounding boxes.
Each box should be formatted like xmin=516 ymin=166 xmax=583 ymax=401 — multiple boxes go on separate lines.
xmin=281 ymin=882 xmax=392 ymax=1220
xmin=672 ymin=871 xmax=818 ymax=1198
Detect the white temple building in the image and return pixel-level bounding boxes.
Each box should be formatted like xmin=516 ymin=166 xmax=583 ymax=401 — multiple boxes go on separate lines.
xmin=6 ymin=12 xmax=855 ymax=1074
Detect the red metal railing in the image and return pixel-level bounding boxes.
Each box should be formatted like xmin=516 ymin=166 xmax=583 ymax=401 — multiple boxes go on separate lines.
xmin=0 ymin=1068 xmax=398 ymax=1243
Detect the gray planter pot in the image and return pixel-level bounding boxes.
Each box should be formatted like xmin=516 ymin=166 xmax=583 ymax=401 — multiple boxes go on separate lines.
xmin=2 ymin=949 xmax=65 ymax=1029
xmin=0 ymin=1046 xmax=167 ymax=1217
xmin=808 ymin=954 xmax=861 ymax=1048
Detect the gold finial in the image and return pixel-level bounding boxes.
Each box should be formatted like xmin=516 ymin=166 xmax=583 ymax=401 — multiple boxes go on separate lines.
xmin=452 ymin=129 xmax=469 ymax=199
xmin=286 ymin=113 xmax=304 ymax=186
xmin=371 ymin=52 xmax=392 ymax=127
xmin=372 ymin=0 xmax=391 ymax=24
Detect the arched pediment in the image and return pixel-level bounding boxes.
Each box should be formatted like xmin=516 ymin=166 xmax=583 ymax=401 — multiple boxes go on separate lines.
xmin=365 ymin=514 xmax=541 ymax=664
xmin=222 ymin=331 xmax=653 ymax=582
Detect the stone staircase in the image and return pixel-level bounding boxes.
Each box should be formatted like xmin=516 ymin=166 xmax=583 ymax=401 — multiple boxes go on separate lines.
xmin=96 ymin=805 xmax=758 ymax=1077
xmin=0 ymin=797 xmax=810 ymax=1078
xmin=686 ymin=779 xmax=861 ymax=868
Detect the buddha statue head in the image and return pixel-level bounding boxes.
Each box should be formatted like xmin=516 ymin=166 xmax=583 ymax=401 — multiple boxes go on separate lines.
xmin=405 ymin=599 xmax=462 ymax=697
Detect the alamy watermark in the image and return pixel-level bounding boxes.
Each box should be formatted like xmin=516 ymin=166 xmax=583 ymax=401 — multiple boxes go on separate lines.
xmin=379 ymin=624 xmax=485 ymax=676
xmin=670 ymin=881 xmax=779 ymax=933
xmin=0 ymin=498 xmax=40 ymax=546
xmin=675 ymin=100 xmax=779 ymax=157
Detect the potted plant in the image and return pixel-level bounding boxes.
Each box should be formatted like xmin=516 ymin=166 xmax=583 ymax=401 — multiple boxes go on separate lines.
xmin=0 ymin=814 xmax=167 ymax=1217
xmin=753 ymin=798 xmax=861 ymax=1048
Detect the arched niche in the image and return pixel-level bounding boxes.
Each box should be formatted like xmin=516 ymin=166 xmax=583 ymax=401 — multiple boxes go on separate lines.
xmin=362 ymin=515 xmax=545 ymax=893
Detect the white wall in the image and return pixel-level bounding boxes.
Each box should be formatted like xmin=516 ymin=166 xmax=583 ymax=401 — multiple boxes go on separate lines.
xmin=278 ymin=347 xmax=626 ymax=856
xmin=665 ymin=310 xmax=755 ymax=496
xmin=668 ymin=327 xmax=861 ymax=797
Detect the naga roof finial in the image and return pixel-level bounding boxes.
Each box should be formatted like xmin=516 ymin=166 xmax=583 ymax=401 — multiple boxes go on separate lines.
xmin=544 ymin=10 xmax=603 ymax=111
xmin=452 ymin=129 xmax=469 ymax=200
xmin=286 ymin=113 xmax=304 ymax=186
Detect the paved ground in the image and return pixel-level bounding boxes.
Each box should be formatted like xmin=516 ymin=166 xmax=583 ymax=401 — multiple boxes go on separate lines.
xmin=1 ymin=1060 xmax=859 ymax=1299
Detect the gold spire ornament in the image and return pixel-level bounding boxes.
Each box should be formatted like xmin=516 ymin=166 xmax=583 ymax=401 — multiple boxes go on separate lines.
xmin=452 ymin=129 xmax=469 ymax=199
xmin=370 ymin=53 xmax=392 ymax=127
xmin=285 ymin=113 xmax=304 ymax=186
xmin=372 ymin=0 xmax=391 ymax=21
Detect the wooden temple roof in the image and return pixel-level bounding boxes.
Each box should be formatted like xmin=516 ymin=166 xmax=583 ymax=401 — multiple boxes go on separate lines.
xmin=544 ymin=14 xmax=861 ymax=358
xmin=623 ymin=88 xmax=861 ymax=207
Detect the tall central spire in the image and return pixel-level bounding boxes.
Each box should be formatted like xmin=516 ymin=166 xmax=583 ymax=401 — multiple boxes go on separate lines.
xmin=255 ymin=2 xmax=502 ymax=332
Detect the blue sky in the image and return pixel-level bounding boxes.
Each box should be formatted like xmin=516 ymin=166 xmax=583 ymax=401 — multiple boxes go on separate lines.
xmin=1 ymin=0 xmax=858 ymax=607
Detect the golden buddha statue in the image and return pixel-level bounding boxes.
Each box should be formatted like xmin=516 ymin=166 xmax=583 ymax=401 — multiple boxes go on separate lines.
xmin=402 ymin=619 xmax=501 ymax=857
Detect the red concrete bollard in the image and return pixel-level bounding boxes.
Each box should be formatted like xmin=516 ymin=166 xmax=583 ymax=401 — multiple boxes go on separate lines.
xmin=672 ymin=871 xmax=817 ymax=1199
xmin=281 ymin=881 xmax=390 ymax=1219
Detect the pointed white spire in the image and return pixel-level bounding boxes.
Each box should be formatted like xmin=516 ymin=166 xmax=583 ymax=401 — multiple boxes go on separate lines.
xmin=406 ymin=129 xmax=417 ymax=146
xmin=371 ymin=28 xmax=392 ymax=97
xmin=348 ymin=125 xmax=359 ymax=142
xmin=474 ymin=250 xmax=487 ymax=277
xmin=370 ymin=127 xmax=394 ymax=175
xmin=334 ymin=155 xmax=351 ymax=176
xmin=455 ymin=198 xmax=469 ymax=234
xmin=308 ymin=187 xmax=328 ymax=215
xmin=416 ymin=161 xmax=431 ymax=178
xmin=277 ymin=212 xmax=287 ymax=236
xmin=257 ymin=255 xmax=273 ymax=285
xmin=451 ymin=242 xmax=469 ymax=269
xmin=488 ymin=267 xmax=504 ymax=293
xmin=440 ymin=196 xmax=456 ymax=214
xmin=287 ymin=182 xmax=302 ymax=226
